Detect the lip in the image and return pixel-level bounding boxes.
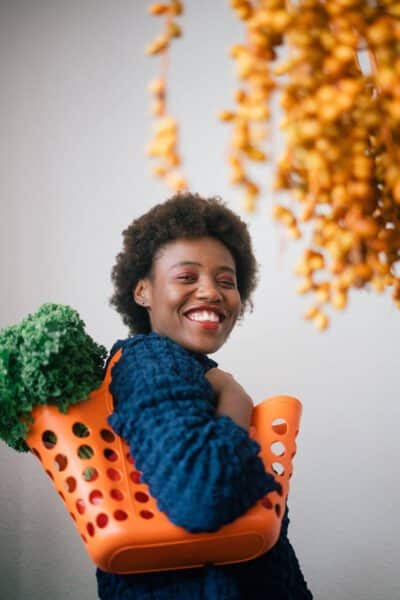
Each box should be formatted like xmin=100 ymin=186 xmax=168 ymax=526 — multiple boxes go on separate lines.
xmin=184 ymin=315 xmax=221 ymax=330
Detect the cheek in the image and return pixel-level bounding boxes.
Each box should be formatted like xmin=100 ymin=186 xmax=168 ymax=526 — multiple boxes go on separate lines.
xmin=232 ymin=293 xmax=242 ymax=316
xmin=168 ymin=288 xmax=187 ymax=306
xmin=161 ymin=287 xmax=188 ymax=313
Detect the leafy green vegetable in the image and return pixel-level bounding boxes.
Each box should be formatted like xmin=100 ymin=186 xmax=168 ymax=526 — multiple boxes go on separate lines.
xmin=0 ymin=303 xmax=107 ymax=452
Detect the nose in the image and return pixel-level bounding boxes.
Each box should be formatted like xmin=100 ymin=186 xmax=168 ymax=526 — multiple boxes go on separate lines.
xmin=195 ymin=278 xmax=222 ymax=302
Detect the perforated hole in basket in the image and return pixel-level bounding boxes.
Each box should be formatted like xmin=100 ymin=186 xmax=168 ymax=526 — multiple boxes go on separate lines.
xmin=271 ymin=441 xmax=285 ymax=456
xmin=89 ymin=490 xmax=104 ymax=505
xmin=140 ymin=510 xmax=154 ymax=519
xmin=82 ymin=466 xmax=98 ymax=482
xmin=114 ymin=510 xmax=128 ymax=521
xmin=72 ymin=422 xmax=90 ymax=438
xmin=76 ymin=499 xmax=86 ymax=515
xmin=261 ymin=496 xmax=273 ymax=510
xmin=271 ymin=419 xmax=287 ymax=436
xmin=42 ymin=430 xmax=57 ymax=449
xmin=134 ymin=491 xmax=149 ymax=503
xmin=96 ymin=513 xmax=109 ymax=528
xmin=272 ymin=462 xmax=285 ymax=476
xmin=107 ymin=468 xmax=122 ymax=481
xmin=100 ymin=428 xmax=115 ymax=443
xmin=130 ymin=470 xmax=142 ymax=484
xmin=54 ymin=454 xmax=68 ymax=471
xmin=104 ymin=448 xmax=118 ymax=462
xmin=110 ymin=489 xmax=124 ymax=501
xmin=65 ymin=477 xmax=77 ymax=493
xmin=77 ymin=445 xmax=94 ymax=460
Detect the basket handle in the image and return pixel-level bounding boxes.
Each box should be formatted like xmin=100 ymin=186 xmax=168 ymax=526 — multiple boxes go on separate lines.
xmin=103 ymin=348 xmax=123 ymax=414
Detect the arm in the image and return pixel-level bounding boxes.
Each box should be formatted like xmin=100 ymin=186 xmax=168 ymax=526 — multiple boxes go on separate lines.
xmin=107 ymin=334 xmax=280 ymax=533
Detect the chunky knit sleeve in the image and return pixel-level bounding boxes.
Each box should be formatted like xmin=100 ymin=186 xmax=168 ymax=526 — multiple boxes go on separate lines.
xmin=107 ymin=333 xmax=281 ymax=533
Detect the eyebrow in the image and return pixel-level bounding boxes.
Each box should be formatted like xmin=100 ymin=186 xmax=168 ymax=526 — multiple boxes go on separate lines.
xmin=169 ymin=261 xmax=236 ymax=274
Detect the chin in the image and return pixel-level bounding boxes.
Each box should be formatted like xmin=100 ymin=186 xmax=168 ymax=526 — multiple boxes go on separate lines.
xmin=183 ymin=337 xmax=223 ymax=355
xmin=159 ymin=328 xmax=225 ymax=355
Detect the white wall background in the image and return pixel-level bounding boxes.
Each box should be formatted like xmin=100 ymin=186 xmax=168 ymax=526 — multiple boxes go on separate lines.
xmin=1 ymin=2 xmax=399 ymax=598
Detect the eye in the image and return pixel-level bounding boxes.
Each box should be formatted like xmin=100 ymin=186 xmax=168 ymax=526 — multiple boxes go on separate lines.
xmin=176 ymin=273 xmax=196 ymax=282
xmin=219 ymin=279 xmax=236 ymax=288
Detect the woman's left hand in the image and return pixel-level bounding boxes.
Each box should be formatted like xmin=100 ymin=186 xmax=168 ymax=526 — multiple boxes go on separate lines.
xmin=205 ymin=368 xmax=254 ymax=430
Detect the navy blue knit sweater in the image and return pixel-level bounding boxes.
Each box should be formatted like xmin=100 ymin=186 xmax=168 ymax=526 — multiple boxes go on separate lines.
xmin=96 ymin=333 xmax=313 ymax=599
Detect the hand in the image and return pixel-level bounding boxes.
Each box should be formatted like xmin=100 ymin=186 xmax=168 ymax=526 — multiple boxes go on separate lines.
xmin=205 ymin=368 xmax=254 ymax=431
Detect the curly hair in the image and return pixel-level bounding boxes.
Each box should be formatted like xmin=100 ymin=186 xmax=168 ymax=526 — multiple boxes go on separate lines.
xmin=110 ymin=192 xmax=259 ymax=334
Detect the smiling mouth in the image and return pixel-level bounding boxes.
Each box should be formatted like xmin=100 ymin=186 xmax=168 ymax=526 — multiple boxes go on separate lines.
xmin=184 ymin=311 xmax=224 ymax=330
xmin=183 ymin=308 xmax=225 ymax=322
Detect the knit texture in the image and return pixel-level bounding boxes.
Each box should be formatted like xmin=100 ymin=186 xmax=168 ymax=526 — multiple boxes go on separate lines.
xmin=96 ymin=333 xmax=313 ymax=599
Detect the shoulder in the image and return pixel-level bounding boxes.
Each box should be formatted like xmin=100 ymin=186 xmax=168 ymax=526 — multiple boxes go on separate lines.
xmin=107 ymin=332 xmax=218 ymax=413
xmin=190 ymin=352 xmax=218 ymax=373
xmin=109 ymin=333 xmax=218 ymax=374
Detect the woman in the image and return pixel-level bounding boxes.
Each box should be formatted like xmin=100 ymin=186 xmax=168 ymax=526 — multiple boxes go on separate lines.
xmin=97 ymin=192 xmax=313 ymax=599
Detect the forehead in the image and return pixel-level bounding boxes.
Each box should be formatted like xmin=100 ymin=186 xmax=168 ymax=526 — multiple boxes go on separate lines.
xmin=154 ymin=237 xmax=236 ymax=270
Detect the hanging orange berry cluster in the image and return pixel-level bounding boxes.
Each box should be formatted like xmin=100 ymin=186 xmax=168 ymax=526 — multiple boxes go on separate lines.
xmin=220 ymin=1 xmax=287 ymax=214
xmin=145 ymin=1 xmax=188 ymax=192
xmin=145 ymin=0 xmax=400 ymax=330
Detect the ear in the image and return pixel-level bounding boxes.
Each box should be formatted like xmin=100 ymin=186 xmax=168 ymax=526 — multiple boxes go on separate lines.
xmin=133 ymin=279 xmax=151 ymax=308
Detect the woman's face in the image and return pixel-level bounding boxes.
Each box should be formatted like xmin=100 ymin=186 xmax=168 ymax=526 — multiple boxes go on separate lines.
xmin=134 ymin=236 xmax=242 ymax=354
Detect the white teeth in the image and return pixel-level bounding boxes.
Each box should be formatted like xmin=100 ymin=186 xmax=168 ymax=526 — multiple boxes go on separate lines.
xmin=186 ymin=310 xmax=220 ymax=322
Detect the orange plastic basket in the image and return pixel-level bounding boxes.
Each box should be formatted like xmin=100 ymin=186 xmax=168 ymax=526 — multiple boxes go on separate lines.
xmin=26 ymin=350 xmax=302 ymax=574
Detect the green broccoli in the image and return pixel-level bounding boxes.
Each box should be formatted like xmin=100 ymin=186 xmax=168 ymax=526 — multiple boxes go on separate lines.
xmin=0 ymin=303 xmax=107 ymax=452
